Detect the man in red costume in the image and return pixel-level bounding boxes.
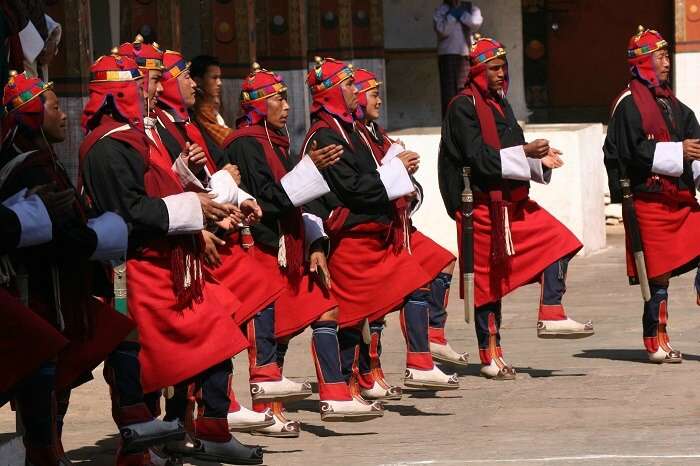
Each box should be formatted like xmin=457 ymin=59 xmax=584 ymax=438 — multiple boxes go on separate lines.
xmin=218 ymin=62 xmax=385 ymax=426
xmin=438 ymin=35 xmax=594 ymax=380
xmin=1 ymin=70 xmax=134 ymax=465
xmin=604 ymin=26 xmax=700 ymax=364
xmin=80 ymin=46 xmax=263 ymax=465
xmin=344 ymin=68 xmax=466 ymax=401
xmin=302 ymin=57 xmax=460 ymax=393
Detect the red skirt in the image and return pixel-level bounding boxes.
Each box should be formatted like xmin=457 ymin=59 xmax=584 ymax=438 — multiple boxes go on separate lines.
xmin=250 ymin=245 xmax=337 ymax=338
xmin=457 ymin=199 xmax=582 ymax=307
xmin=329 ymin=224 xmax=432 ymax=328
xmin=0 ymin=289 xmax=68 ymax=393
xmin=212 ymin=237 xmax=285 ymax=326
xmin=628 ymin=190 xmax=700 ymax=279
xmin=127 ymin=257 xmax=248 ymax=393
xmin=409 ymin=228 xmax=456 ymax=279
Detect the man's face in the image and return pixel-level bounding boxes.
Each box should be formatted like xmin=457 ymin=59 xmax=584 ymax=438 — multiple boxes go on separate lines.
xmin=144 ymin=69 xmax=163 ymax=112
xmin=41 ymin=90 xmax=66 ymax=143
xmin=195 ymin=65 xmax=222 ymax=100
xmin=265 ymin=92 xmax=290 ymax=130
xmin=341 ymin=77 xmax=358 ymax=111
xmin=486 ymin=58 xmax=507 ymax=92
xmin=177 ymin=69 xmax=197 ymax=108
xmin=653 ymin=48 xmax=671 ymax=83
xmin=364 ymin=88 xmax=381 ymax=122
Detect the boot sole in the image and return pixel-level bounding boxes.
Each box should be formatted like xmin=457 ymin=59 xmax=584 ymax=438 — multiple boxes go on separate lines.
xmin=251 ymin=391 xmax=313 ymax=403
xmin=362 ymin=394 xmax=403 ymax=401
xmin=537 ymin=330 xmax=595 ymax=339
xmin=480 ymin=371 xmax=516 ymax=381
xmin=431 ymin=353 xmax=469 ymax=366
xmin=321 ymin=411 xmax=384 ymax=422
xmin=181 ymin=452 xmax=263 ymax=465
xmin=120 ymin=430 xmax=186 ymax=455
xmin=649 ymin=357 xmax=683 ymax=364
xmin=403 ymin=380 xmax=460 ymax=390
xmin=250 ymin=430 xmax=300 ymax=438
xmin=229 ymin=419 xmax=276 ymax=432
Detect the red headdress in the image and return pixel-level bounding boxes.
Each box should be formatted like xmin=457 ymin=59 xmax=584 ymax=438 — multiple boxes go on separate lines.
xmin=236 ymin=62 xmax=288 ymax=128
xmin=2 ymin=70 xmax=53 ymax=144
xmin=306 ymin=56 xmax=355 ymax=124
xmin=468 ymin=34 xmax=508 ymax=105
xmin=117 ymin=35 xmax=164 ymax=80
xmin=81 ymin=52 xmax=144 ymax=133
xmin=353 ymin=68 xmax=381 ymax=120
xmin=158 ymin=49 xmax=191 ymax=121
xmin=628 ymin=25 xmax=668 ymax=89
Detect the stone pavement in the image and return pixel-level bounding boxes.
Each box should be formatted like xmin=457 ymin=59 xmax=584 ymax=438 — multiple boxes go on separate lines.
xmin=3 ymin=227 xmax=700 ymax=466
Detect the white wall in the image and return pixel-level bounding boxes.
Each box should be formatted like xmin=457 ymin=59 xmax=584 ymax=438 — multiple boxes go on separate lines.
xmin=391 ymin=123 xmax=606 ymax=256
xmin=674 ymin=52 xmax=700 ymax=116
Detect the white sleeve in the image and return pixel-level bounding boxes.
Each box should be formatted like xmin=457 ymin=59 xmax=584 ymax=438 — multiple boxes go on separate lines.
xmin=692 ymin=160 xmax=700 ymax=190
xmin=162 ymin=192 xmax=204 ymax=234
xmin=19 ymin=21 xmax=44 ymax=64
xmin=463 ymin=6 xmax=483 ymax=30
xmin=171 ymin=156 xmax=209 ymax=191
xmin=87 ymin=212 xmax=128 ymax=261
xmin=528 ymin=158 xmax=552 ymax=185
xmin=377 ymin=157 xmax=415 ymax=200
xmin=651 ymin=142 xmax=684 ymax=177
xmin=3 ymin=191 xmax=52 ymax=247
xmin=280 ymin=155 xmax=331 ymax=207
xmin=209 ymin=169 xmax=238 ymax=204
xmin=302 ymin=212 xmax=328 ymax=258
xmin=433 ymin=5 xmax=456 ymax=35
xmin=500 ymin=145 xmax=531 ymax=181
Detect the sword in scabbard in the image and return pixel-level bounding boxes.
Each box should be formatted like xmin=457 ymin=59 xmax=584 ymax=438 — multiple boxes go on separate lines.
xmin=461 ymin=167 xmax=475 ymax=323
xmin=619 ymin=178 xmax=651 ymax=301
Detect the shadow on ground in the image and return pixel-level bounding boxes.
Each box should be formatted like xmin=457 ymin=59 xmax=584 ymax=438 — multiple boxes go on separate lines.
xmin=574 ymin=348 xmax=700 ymax=363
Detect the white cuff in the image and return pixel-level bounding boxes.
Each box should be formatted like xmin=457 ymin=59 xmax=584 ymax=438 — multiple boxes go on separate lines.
xmin=172 ymin=156 xmax=209 ymax=191
xmin=236 ymin=188 xmax=255 ymax=208
xmin=652 ymin=142 xmax=684 ymax=177
xmin=4 ymin=191 xmax=53 ymax=247
xmin=528 ymin=158 xmax=552 ymax=184
xmin=163 ymin=192 xmax=204 ymax=234
xmin=692 ymin=161 xmax=700 ymax=190
xmin=280 ymin=155 xmax=330 ymax=207
xmin=377 ymin=157 xmax=415 ymax=200
xmin=302 ymin=212 xmax=328 ymax=259
xmin=87 ymin=212 xmax=128 ymax=261
xmin=500 ymin=145 xmax=531 ymax=181
xmin=209 ymin=169 xmax=239 ymax=204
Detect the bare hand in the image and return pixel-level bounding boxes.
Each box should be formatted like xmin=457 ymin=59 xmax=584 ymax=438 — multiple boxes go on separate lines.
xmin=181 ymin=142 xmax=207 ymax=174
xmin=222 ymin=164 xmax=241 ymax=184
xmin=240 ymin=199 xmax=262 ymax=225
xmin=197 ymin=192 xmax=230 ymax=223
xmin=309 ymin=250 xmax=331 ymax=290
xmin=201 ymin=230 xmax=225 ymax=268
xmin=29 ymin=184 xmax=76 ymax=220
xmin=307 ymin=140 xmax=343 ymax=169
xmin=682 ymin=139 xmax=700 ymax=161
xmin=394 ymin=138 xmax=406 ymax=149
xmin=397 ymin=150 xmax=420 ymax=174
xmin=524 ymin=139 xmax=550 ymax=159
xmin=541 ymin=147 xmax=564 ymax=169
xmin=224 ymin=204 xmax=244 ymax=225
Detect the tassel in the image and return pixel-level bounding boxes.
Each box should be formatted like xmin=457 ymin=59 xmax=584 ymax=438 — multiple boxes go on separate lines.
xmin=278 ymin=234 xmax=287 ymax=268
xmin=489 ymin=200 xmax=507 ymax=263
xmin=503 ymin=205 xmax=515 ymax=257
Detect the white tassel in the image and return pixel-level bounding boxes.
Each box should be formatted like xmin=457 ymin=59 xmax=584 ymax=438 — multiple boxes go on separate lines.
xmin=503 ymin=205 xmax=515 ymax=256
xmin=278 ymin=234 xmax=287 ymax=268
xmin=51 ymin=266 xmax=65 ymax=331
xmin=0 ymin=255 xmax=16 ymax=285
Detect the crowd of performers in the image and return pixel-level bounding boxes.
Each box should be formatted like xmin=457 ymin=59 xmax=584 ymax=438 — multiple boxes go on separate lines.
xmin=1 ymin=24 xmax=699 ymax=465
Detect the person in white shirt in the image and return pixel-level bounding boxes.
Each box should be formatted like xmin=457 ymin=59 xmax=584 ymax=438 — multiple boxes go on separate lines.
xmin=433 ymin=0 xmax=483 ymax=116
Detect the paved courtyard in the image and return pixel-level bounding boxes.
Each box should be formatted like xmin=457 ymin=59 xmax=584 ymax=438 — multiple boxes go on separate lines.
xmin=3 ymin=227 xmax=700 ymax=465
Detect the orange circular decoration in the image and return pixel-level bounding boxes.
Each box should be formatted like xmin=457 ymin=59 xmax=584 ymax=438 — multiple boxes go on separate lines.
xmin=525 ymin=39 xmax=545 ymax=60
xmin=215 ymin=21 xmax=235 ymax=43
xmin=687 ymin=1 xmax=700 ymax=21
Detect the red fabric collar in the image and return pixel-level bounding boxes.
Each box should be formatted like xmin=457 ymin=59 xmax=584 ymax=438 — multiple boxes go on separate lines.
xmin=629 ymin=78 xmax=677 ymax=142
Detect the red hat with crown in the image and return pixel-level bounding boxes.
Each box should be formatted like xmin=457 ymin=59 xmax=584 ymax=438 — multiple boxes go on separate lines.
xmin=2 ymin=70 xmax=53 ymax=143
xmin=158 ymin=49 xmax=192 ymax=121
xmin=628 ymin=25 xmax=668 ymax=87
xmin=306 ymin=56 xmax=355 ymax=124
xmin=467 ymin=34 xmax=509 ymax=96
xmin=237 ymin=62 xmax=287 ymax=127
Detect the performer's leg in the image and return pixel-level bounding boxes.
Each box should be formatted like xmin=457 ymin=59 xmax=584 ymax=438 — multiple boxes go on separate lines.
xmin=475 ymin=301 xmax=516 ymax=380
xmin=402 ymin=286 xmax=459 ymax=390
xmin=313 ymin=309 xmax=383 ymax=422
xmin=537 ymin=257 xmax=594 ymax=339
xmin=355 ymin=321 xmax=402 ymax=400
xmin=165 ymin=359 xmax=263 ymax=464
xmin=644 ymin=276 xmax=681 ymax=363
xmin=428 ymin=262 xmax=469 ymax=366
xmin=104 ymin=341 xmax=184 ymax=458
xmin=694 ymin=263 xmax=700 ymax=306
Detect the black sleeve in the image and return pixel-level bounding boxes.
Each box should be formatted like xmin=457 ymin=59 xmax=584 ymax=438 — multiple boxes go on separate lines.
xmin=311 ymin=128 xmax=392 ymax=212
xmin=604 ymin=96 xmax=658 ymax=174
xmin=227 ymin=138 xmax=295 ymax=219
xmin=444 ymin=96 xmax=505 ymax=181
xmin=681 ymin=101 xmax=700 ymax=139
xmin=81 ymin=138 xmax=169 ymax=237
xmin=0 ymin=205 xmax=21 ymax=253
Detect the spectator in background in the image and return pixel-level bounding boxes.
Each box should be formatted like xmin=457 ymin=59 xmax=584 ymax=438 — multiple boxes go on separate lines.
xmin=434 ymin=0 xmax=482 ymax=117
xmin=190 ymin=54 xmax=233 ymax=147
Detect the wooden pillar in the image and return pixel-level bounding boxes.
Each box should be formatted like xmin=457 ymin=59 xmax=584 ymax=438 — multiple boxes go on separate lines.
xmin=676 ymin=0 xmax=700 ymax=51
xmin=119 ymin=0 xmax=182 ymax=49
xmin=254 ymin=0 xmax=307 ymax=70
